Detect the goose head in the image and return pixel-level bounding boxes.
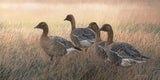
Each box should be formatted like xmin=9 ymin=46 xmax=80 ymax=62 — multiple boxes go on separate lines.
xmin=64 ymin=14 xmax=74 ymax=21
xmin=34 ymin=22 xmax=48 ymax=30
xmin=100 ymin=24 xmax=112 ymax=32
xmin=88 ymin=22 xmax=99 ymax=32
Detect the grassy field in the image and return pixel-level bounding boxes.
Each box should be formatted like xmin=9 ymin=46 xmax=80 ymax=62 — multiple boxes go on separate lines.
xmin=0 ymin=1 xmax=160 ymax=80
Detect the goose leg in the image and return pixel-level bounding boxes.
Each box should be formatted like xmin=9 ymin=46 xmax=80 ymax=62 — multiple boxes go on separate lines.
xmin=130 ymin=67 xmax=134 ymax=75
xmin=55 ymin=57 xmax=60 ymax=67
xmin=85 ymin=48 xmax=88 ymax=54
xmin=104 ymin=60 xmax=108 ymax=71
xmin=116 ymin=67 xmax=119 ymax=75
xmin=111 ymin=64 xmax=114 ymax=70
xmin=104 ymin=60 xmax=107 ymax=66
xmin=85 ymin=48 xmax=88 ymax=58
xmin=84 ymin=48 xmax=89 ymax=63
xmin=50 ymin=57 xmax=53 ymax=64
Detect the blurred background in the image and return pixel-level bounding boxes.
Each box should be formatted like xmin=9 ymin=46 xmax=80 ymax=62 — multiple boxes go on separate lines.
xmin=0 ymin=0 xmax=160 ymax=27
xmin=0 ymin=0 xmax=160 ymax=80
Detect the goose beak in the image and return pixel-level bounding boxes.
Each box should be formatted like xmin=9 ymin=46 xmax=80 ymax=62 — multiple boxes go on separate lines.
xmin=99 ymin=28 xmax=102 ymax=31
xmin=64 ymin=18 xmax=67 ymax=21
xmin=99 ymin=28 xmax=106 ymax=31
xmin=34 ymin=26 xmax=38 ymax=29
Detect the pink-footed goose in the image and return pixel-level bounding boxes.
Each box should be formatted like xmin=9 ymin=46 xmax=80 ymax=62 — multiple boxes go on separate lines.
xmin=34 ymin=22 xmax=81 ymax=65
xmin=87 ymin=22 xmax=108 ymax=66
xmin=100 ymin=24 xmax=150 ymax=75
xmin=64 ymin=14 xmax=95 ymax=54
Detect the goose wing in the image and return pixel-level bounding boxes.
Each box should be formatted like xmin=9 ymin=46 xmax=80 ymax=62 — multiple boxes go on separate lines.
xmin=122 ymin=43 xmax=142 ymax=57
xmin=49 ymin=36 xmax=74 ymax=49
xmin=107 ymin=46 xmax=146 ymax=67
xmin=71 ymin=28 xmax=95 ymax=44
xmin=47 ymin=36 xmax=67 ymax=56
xmin=49 ymin=36 xmax=81 ymax=55
xmin=108 ymin=42 xmax=146 ymax=60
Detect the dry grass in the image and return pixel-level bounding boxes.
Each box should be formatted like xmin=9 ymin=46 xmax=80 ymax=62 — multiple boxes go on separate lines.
xmin=0 ymin=1 xmax=160 ymax=80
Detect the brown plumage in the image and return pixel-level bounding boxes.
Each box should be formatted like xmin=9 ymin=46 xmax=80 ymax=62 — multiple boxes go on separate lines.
xmin=34 ymin=22 xmax=81 ymax=65
xmin=100 ymin=24 xmax=150 ymax=75
xmin=88 ymin=22 xmax=108 ymax=65
xmin=64 ymin=14 xmax=95 ymax=53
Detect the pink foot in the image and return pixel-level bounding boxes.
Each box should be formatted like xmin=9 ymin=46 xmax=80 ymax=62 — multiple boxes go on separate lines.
xmin=104 ymin=61 xmax=106 ymax=66
xmin=116 ymin=67 xmax=119 ymax=75
xmin=50 ymin=57 xmax=53 ymax=64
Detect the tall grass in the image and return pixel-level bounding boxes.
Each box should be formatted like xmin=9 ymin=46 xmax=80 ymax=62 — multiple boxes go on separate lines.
xmin=0 ymin=2 xmax=160 ymax=80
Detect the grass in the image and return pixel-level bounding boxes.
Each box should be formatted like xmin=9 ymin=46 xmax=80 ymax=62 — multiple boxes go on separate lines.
xmin=0 ymin=1 xmax=160 ymax=80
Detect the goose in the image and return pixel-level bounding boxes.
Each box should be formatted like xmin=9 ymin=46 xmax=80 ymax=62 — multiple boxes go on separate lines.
xmin=87 ymin=22 xmax=108 ymax=66
xmin=64 ymin=14 xmax=95 ymax=54
xmin=34 ymin=22 xmax=81 ymax=65
xmin=100 ymin=24 xmax=150 ymax=75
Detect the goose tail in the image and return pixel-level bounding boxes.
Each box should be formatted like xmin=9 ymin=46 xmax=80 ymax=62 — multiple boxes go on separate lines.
xmin=135 ymin=60 xmax=146 ymax=63
xmin=66 ymin=47 xmax=81 ymax=55
xmin=73 ymin=46 xmax=82 ymax=51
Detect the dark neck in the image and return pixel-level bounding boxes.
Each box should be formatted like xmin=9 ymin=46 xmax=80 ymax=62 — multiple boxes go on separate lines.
xmin=105 ymin=30 xmax=113 ymax=47
xmin=42 ymin=26 xmax=49 ymax=37
xmin=70 ymin=18 xmax=76 ymax=30
xmin=95 ymin=30 xmax=101 ymax=42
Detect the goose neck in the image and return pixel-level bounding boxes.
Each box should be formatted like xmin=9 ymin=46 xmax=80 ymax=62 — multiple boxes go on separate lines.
xmin=42 ymin=26 xmax=49 ymax=37
xmin=105 ymin=30 xmax=113 ymax=46
xmin=70 ymin=18 xmax=76 ymax=30
xmin=95 ymin=30 xmax=101 ymax=42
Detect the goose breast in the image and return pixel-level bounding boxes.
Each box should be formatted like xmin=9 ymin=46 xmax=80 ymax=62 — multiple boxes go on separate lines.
xmin=95 ymin=41 xmax=107 ymax=59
